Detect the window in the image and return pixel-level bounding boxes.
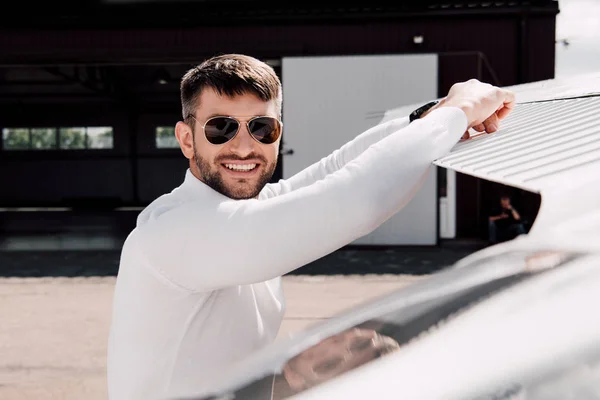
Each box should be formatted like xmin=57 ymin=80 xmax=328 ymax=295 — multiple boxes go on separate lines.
xmin=155 ymin=126 xmax=178 ymax=149
xmin=86 ymin=126 xmax=113 ymax=149
xmin=2 ymin=127 xmax=57 ymax=150
xmin=60 ymin=126 xmax=114 ymax=149
xmin=1 ymin=126 xmax=114 ymax=150
xmin=59 ymin=127 xmax=86 ymax=149
xmin=2 ymin=128 xmax=30 ymax=150
xmin=31 ymin=128 xmax=58 ymax=149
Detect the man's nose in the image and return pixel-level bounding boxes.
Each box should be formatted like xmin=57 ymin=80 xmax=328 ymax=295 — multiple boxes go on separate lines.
xmin=228 ymin=123 xmax=256 ymax=157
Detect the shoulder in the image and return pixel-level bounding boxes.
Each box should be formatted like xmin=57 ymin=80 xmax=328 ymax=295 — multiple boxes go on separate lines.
xmin=135 ymin=187 xmax=188 ymax=228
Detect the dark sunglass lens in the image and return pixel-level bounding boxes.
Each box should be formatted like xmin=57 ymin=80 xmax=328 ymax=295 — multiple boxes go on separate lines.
xmin=204 ymin=117 xmax=239 ymax=144
xmin=248 ymin=117 xmax=281 ymax=144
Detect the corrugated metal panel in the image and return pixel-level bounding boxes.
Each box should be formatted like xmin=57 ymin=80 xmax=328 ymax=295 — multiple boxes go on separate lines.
xmin=502 ymin=71 xmax=600 ymax=103
xmin=379 ymin=72 xmax=600 ymax=125
xmin=433 ymin=95 xmax=600 ymax=193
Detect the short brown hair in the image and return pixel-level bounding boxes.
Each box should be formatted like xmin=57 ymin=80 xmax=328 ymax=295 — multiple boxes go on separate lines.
xmin=180 ymin=54 xmax=282 ymax=124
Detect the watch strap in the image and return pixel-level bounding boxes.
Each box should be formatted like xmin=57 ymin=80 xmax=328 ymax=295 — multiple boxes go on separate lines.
xmin=409 ymin=100 xmax=439 ymax=123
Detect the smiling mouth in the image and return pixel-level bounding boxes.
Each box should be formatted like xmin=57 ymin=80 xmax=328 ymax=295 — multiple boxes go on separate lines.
xmin=223 ymin=163 xmax=258 ymax=172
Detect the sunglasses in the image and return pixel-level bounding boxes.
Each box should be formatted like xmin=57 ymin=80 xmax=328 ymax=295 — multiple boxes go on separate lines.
xmin=189 ymin=115 xmax=282 ymax=145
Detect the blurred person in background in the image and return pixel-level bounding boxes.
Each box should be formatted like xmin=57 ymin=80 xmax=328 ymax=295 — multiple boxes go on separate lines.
xmin=488 ymin=194 xmax=527 ymax=244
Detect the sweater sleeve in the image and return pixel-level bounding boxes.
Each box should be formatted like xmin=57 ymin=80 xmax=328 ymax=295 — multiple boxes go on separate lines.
xmin=134 ymin=107 xmax=467 ymax=291
xmin=260 ymin=116 xmax=410 ymax=198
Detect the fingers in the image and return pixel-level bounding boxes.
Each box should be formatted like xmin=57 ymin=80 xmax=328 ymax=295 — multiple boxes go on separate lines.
xmin=497 ymin=89 xmax=515 ymax=120
xmin=481 ymin=88 xmax=514 ymax=133
xmin=445 ymin=81 xmax=516 ymax=135
xmin=482 ymin=113 xmax=499 ymax=133
xmin=472 ymin=123 xmax=486 ymax=132
xmin=472 ymin=112 xmax=499 ymax=134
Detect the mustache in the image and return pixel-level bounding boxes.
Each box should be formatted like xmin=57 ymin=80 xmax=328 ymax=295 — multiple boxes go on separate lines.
xmin=216 ymin=153 xmax=268 ymax=163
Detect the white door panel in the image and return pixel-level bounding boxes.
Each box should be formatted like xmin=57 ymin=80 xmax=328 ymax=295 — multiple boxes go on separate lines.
xmin=282 ymin=54 xmax=438 ymax=245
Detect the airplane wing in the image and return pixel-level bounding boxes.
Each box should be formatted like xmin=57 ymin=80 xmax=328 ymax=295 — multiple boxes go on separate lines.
xmin=382 ymin=72 xmax=600 ymax=234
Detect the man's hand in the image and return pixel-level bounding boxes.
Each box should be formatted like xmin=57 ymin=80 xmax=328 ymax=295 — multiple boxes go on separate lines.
xmin=432 ymin=79 xmax=515 ymax=140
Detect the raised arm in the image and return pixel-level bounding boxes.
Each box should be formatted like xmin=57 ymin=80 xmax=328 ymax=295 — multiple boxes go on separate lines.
xmin=508 ymin=206 xmax=521 ymax=221
xmin=134 ymin=108 xmax=466 ymax=291
xmin=135 ymin=79 xmax=515 ymax=291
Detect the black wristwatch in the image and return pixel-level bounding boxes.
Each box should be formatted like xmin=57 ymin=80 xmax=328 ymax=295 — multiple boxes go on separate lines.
xmin=409 ymin=100 xmax=439 ymax=123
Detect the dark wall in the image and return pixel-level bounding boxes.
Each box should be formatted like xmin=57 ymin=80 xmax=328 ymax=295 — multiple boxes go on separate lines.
xmin=0 ymin=103 xmax=189 ymax=207
xmin=0 ymin=9 xmax=558 ymax=212
xmin=0 ymin=104 xmax=133 ymax=206
xmin=135 ymin=110 xmax=190 ymax=203
xmin=0 ymin=15 xmax=548 ymax=86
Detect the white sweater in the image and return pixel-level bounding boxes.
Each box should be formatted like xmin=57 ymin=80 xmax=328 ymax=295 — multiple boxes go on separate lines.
xmin=106 ymin=107 xmax=468 ymax=399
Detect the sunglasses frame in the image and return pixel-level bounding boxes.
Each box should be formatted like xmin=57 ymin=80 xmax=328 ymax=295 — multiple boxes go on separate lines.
xmin=187 ymin=114 xmax=283 ymax=145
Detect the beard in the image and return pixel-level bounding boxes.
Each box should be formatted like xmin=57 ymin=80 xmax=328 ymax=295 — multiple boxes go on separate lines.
xmin=193 ymin=146 xmax=276 ymax=200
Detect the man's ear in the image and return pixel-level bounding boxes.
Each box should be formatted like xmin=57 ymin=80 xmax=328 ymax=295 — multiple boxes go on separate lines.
xmin=175 ymin=121 xmax=195 ymax=159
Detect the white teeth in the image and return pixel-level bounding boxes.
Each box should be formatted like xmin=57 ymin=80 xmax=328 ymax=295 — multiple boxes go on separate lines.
xmin=225 ymin=163 xmax=257 ymax=171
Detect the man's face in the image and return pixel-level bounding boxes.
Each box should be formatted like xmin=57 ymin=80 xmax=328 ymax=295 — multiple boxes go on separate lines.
xmin=177 ymin=88 xmax=280 ymax=199
xmin=501 ymin=197 xmax=511 ymax=208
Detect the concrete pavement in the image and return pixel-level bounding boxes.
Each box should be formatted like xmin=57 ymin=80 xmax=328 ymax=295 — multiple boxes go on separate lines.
xmin=0 ymin=274 xmax=424 ymax=400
